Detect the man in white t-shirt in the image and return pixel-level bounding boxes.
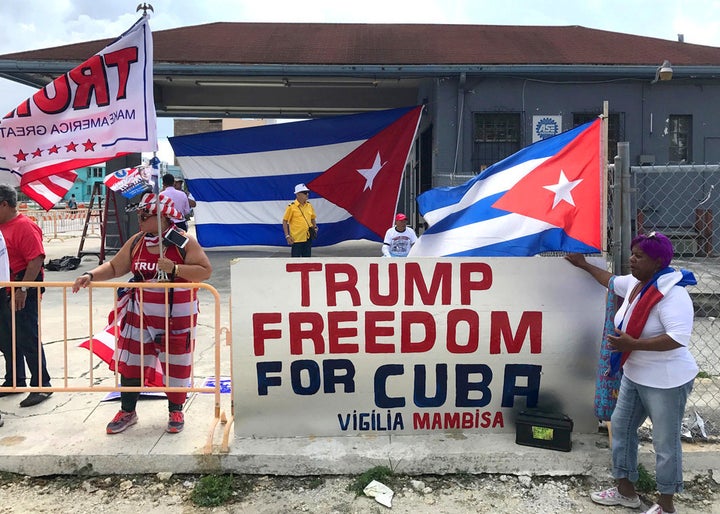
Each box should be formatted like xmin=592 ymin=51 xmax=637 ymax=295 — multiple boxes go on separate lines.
xmin=161 ymin=173 xmax=191 ymax=231
xmin=382 ymin=213 xmax=417 ymax=257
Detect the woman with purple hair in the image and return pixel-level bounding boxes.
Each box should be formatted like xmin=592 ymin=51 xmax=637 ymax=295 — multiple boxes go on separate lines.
xmin=565 ymin=232 xmax=697 ymax=514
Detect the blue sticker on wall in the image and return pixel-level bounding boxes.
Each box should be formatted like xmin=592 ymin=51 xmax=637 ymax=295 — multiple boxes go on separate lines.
xmin=535 ymin=117 xmax=560 ymax=140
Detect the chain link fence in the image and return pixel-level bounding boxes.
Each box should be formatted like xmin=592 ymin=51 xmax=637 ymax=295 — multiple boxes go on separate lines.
xmin=629 ymin=164 xmax=719 ymax=440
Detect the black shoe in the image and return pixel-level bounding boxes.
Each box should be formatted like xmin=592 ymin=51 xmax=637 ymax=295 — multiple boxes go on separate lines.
xmin=0 ymin=391 xmax=22 ymax=398
xmin=19 ymin=392 xmax=53 ymax=408
xmin=0 ymin=414 xmax=3 ymax=427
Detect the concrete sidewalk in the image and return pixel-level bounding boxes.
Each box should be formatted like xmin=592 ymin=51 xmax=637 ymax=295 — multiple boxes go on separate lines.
xmin=0 ymin=232 xmax=717 ymax=478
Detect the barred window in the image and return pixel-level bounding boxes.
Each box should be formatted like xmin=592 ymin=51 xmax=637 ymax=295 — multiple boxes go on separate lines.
xmin=471 ymin=113 xmax=521 ymax=172
xmin=668 ymin=115 xmax=692 ymax=163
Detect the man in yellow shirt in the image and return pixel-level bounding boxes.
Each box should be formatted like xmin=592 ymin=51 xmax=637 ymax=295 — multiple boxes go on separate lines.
xmin=282 ymin=183 xmax=318 ymax=257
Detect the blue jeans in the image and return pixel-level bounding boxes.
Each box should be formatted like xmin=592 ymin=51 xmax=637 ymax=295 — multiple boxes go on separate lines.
xmin=611 ymin=375 xmax=693 ymax=494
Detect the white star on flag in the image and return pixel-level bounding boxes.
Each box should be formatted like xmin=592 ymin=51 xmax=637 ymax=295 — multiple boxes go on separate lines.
xmin=356 ymin=152 xmax=385 ymax=191
xmin=543 ymin=170 xmax=583 ymax=208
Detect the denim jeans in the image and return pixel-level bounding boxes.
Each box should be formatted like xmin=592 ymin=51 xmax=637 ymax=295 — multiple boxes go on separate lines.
xmin=611 ymin=375 xmax=693 ymax=494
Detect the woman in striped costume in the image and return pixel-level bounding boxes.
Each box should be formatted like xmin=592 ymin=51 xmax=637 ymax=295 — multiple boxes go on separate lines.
xmin=73 ymin=193 xmax=212 ymax=434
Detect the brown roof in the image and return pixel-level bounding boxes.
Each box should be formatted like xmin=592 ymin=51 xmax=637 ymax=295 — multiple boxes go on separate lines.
xmin=2 ymin=22 xmax=720 ymax=66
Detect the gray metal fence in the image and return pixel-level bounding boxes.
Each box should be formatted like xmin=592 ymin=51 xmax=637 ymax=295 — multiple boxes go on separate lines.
xmin=628 ymin=163 xmax=719 ymax=440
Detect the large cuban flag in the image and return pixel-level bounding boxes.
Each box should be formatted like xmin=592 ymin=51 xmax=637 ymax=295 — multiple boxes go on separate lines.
xmin=169 ymin=106 xmax=422 ymax=248
xmin=410 ymin=119 xmax=602 ymax=257
xmin=0 ymin=16 xmax=156 ymax=209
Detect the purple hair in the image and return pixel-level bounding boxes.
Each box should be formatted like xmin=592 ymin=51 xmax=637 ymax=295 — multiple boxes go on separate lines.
xmin=631 ymin=231 xmax=674 ymax=268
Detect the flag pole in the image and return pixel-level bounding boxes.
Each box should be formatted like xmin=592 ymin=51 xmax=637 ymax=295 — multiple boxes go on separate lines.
xmin=601 ymin=101 xmax=609 ymax=256
xmin=151 ymin=154 xmax=169 ymax=282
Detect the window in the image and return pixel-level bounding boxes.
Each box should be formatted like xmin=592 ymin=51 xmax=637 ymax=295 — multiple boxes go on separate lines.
xmin=668 ymin=115 xmax=692 ymax=163
xmin=471 ymin=113 xmax=521 ymax=172
xmin=573 ymin=112 xmax=624 ymax=163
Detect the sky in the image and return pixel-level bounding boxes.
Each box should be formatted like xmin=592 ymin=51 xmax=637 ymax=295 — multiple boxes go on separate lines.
xmin=1 ymin=0 xmax=719 ymax=163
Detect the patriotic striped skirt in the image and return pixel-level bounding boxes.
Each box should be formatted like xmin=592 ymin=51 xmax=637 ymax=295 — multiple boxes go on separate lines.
xmin=114 ymin=287 xmax=198 ymax=392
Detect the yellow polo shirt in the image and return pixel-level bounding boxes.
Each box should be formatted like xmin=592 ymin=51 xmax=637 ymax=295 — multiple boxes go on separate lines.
xmin=282 ymin=200 xmax=316 ymax=242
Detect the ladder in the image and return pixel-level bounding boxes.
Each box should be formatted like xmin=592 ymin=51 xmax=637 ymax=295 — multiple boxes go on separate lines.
xmin=77 ymin=182 xmax=125 ymax=264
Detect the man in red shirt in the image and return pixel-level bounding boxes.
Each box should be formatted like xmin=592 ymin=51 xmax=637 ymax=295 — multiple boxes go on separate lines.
xmin=0 ymin=184 xmax=52 ymax=407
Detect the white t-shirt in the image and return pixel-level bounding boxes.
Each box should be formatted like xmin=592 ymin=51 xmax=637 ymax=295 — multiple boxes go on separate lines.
xmin=613 ymin=274 xmax=697 ymax=388
xmin=162 ymin=186 xmax=191 ymax=223
xmin=0 ymin=231 xmax=9 ymax=282
xmin=382 ymin=226 xmax=418 ymax=257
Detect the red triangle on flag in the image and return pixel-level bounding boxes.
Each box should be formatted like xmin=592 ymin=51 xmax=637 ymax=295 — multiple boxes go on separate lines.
xmin=492 ymin=119 xmax=601 ymax=249
xmin=308 ymin=106 xmax=423 ymax=238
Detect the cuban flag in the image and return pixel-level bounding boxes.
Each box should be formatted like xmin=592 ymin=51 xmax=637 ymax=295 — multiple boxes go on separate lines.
xmin=0 ymin=16 xmax=156 ymax=210
xmin=168 ymin=106 xmax=423 ymax=248
xmin=410 ymin=119 xmax=602 ymax=257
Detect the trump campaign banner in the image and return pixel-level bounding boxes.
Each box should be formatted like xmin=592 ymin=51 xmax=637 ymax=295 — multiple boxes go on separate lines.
xmin=232 ymin=256 xmax=607 ymax=438
xmin=0 ymin=16 xmax=156 ymax=209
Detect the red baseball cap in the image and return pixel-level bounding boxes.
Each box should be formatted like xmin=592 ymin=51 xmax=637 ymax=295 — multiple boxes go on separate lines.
xmin=395 ymin=213 xmax=407 ymax=221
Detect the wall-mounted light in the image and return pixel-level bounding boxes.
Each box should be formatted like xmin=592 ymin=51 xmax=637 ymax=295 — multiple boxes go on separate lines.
xmin=651 ymin=60 xmax=673 ymax=83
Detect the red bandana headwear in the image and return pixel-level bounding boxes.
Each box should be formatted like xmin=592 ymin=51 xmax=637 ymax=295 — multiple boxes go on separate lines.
xmin=137 ymin=193 xmax=182 ymax=220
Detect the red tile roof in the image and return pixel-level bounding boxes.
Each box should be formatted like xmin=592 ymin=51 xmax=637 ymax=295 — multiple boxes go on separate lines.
xmin=2 ymin=23 xmax=720 ymax=66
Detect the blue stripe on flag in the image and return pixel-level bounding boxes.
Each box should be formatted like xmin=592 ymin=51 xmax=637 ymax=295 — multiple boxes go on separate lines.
xmin=188 ymin=172 xmax=322 ymax=203
xmin=445 ymin=229 xmax=598 ymax=257
xmin=170 ymin=107 xmax=416 ymax=157
xmin=196 ymin=218 xmax=379 ymax=248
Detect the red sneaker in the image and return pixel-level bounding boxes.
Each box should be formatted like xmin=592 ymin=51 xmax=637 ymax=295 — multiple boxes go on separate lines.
xmin=106 ymin=410 xmax=138 ymax=434
xmin=166 ymin=411 xmax=184 ymax=433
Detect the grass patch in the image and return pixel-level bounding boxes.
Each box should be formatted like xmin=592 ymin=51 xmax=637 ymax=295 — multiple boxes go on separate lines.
xmin=696 ymin=371 xmax=711 ymax=379
xmin=190 ymin=474 xmax=235 ymax=507
xmin=348 ymin=465 xmax=394 ymax=496
xmin=636 ymin=464 xmax=656 ymax=493
xmin=306 ymin=476 xmax=325 ymax=489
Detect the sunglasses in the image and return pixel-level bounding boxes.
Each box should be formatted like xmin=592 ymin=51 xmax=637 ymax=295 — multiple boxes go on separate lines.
xmin=137 ymin=209 xmax=154 ymax=221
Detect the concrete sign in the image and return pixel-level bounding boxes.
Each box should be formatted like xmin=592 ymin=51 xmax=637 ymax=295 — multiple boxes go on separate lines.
xmin=232 ymin=257 xmax=606 ymax=437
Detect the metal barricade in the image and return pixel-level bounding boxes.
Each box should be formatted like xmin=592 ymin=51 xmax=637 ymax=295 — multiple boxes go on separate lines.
xmin=0 ymin=280 xmax=233 ymax=453
xmin=19 ymin=208 xmax=101 ymax=242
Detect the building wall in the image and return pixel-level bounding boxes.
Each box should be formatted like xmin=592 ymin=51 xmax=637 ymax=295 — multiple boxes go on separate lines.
xmin=426 ymin=76 xmax=720 ymax=185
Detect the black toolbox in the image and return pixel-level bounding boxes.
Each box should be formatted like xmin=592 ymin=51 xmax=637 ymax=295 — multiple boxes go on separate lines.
xmin=515 ymin=409 xmax=574 ymax=452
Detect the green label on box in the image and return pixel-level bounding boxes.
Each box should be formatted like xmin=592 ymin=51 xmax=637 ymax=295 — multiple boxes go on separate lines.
xmin=532 ymin=426 xmax=554 ymax=440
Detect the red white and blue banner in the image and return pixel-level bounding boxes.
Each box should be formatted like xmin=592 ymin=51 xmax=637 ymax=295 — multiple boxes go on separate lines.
xmin=0 ymin=16 xmax=157 ymax=209
xmin=104 ymin=165 xmax=152 ymax=198
xmin=410 ymin=119 xmax=602 ymax=257
xmin=232 ymin=256 xmax=606 ymax=437
xmin=169 ymin=106 xmax=422 ymax=247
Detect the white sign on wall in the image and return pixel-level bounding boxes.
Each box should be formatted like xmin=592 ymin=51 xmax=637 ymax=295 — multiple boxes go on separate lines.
xmin=532 ymin=116 xmax=563 ymax=142
xmin=232 ymin=257 xmax=606 ymax=438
